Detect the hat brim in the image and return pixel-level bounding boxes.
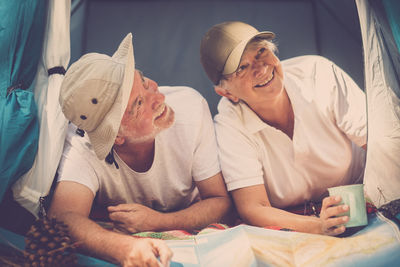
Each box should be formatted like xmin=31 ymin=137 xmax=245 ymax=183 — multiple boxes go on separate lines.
xmin=89 ymin=34 xmax=135 ymax=160
xmin=222 ymin=31 xmax=275 ymax=75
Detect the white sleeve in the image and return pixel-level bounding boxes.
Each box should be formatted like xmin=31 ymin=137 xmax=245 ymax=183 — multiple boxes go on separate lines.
xmin=57 ymin=126 xmax=99 ymax=196
xmin=329 ymin=62 xmax=367 ymax=147
xmin=214 ymin=115 xmax=264 ymax=191
xmin=191 ymin=97 xmax=221 ymax=181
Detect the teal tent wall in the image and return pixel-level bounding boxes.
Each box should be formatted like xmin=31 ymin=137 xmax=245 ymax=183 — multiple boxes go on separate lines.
xmin=383 ymin=0 xmax=400 ymax=53
xmin=0 ymin=0 xmax=47 ymax=202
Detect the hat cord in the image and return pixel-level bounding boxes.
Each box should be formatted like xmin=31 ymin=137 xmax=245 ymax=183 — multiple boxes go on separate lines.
xmin=75 ymin=128 xmax=85 ymax=137
xmin=105 ymin=149 xmax=119 ymax=169
xmin=47 ymin=66 xmax=66 ymax=76
xmin=75 ymin=128 xmax=119 ymax=169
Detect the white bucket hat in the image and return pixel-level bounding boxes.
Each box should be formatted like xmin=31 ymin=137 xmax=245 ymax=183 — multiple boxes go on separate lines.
xmin=60 ymin=33 xmax=135 ymax=160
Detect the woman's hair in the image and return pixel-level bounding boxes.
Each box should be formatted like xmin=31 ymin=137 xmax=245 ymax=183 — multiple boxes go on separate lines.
xmin=247 ymin=37 xmax=278 ymax=54
xmin=218 ymin=37 xmax=278 ymax=88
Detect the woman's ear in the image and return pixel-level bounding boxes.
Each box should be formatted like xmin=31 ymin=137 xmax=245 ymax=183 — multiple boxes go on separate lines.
xmin=214 ymin=86 xmax=239 ymax=103
xmin=114 ymin=135 xmax=125 ymax=146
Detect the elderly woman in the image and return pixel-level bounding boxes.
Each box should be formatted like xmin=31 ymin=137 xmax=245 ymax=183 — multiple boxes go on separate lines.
xmin=200 ymin=21 xmax=367 ymax=236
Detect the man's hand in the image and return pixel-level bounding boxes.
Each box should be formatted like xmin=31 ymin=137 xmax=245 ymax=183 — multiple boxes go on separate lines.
xmin=319 ymin=196 xmax=349 ymax=236
xmin=121 ymin=238 xmax=172 ymax=267
xmin=108 ymin=203 xmax=161 ymax=233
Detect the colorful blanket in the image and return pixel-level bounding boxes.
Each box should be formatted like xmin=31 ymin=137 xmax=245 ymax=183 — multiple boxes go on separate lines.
xmin=127 ymin=202 xmax=377 ymax=241
xmin=132 ymin=223 xmax=231 ymax=240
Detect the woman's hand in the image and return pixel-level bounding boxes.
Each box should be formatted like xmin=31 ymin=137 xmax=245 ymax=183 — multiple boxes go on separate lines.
xmin=319 ymin=196 xmax=349 ymax=236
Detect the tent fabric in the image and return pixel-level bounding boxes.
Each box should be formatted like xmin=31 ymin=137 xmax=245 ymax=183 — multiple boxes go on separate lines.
xmin=356 ymin=0 xmax=400 ymax=208
xmin=383 ymin=0 xmax=400 ymax=53
xmin=12 ymin=0 xmax=71 ymax=217
xmin=79 ymin=0 xmax=364 ymax=117
xmin=0 ymin=0 xmax=46 ymax=202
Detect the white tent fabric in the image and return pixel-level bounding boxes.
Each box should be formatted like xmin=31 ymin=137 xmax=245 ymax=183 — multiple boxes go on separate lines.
xmin=12 ymin=0 xmax=70 ymax=217
xmin=356 ymin=0 xmax=400 ymax=207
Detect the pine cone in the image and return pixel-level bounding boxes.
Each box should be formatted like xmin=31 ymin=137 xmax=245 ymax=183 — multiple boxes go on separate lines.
xmin=24 ymin=216 xmax=78 ymax=267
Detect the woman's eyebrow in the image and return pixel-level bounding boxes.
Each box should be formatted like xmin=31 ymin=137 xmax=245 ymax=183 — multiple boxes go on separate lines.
xmin=255 ymin=47 xmax=266 ymax=60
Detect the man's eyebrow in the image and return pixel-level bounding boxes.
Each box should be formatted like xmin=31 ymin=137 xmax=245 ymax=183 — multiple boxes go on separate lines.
xmin=127 ymin=71 xmax=142 ymax=114
xmin=129 ymin=96 xmax=141 ymax=116
xmin=137 ymin=69 xmax=145 ymax=82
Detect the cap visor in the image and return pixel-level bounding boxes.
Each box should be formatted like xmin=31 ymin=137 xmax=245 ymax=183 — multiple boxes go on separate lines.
xmin=223 ymin=31 xmax=275 ymax=75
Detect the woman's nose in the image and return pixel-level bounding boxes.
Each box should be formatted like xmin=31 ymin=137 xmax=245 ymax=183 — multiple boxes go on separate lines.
xmin=253 ymin=61 xmax=267 ymax=78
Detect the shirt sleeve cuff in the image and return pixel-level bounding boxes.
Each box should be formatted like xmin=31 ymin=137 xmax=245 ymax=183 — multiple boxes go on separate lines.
xmin=226 ymin=177 xmax=264 ymax=191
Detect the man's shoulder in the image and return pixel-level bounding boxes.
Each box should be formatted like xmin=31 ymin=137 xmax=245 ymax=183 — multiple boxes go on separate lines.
xmin=64 ymin=123 xmax=99 ymax=161
xmin=160 ymin=86 xmax=209 ymax=121
xmin=59 ymin=124 xmax=113 ymax=187
xmin=159 ymin=86 xmax=204 ymax=101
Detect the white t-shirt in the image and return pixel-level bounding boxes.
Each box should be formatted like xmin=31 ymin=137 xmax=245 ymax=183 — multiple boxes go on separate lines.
xmin=214 ymin=55 xmax=367 ymax=208
xmin=57 ymin=86 xmax=220 ymax=212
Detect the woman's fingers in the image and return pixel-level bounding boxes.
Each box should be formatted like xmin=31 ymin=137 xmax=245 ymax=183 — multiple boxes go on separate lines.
xmin=325 ymin=215 xmax=349 ymax=229
xmin=326 ymin=224 xmax=346 ymax=236
xmin=320 ymin=195 xmax=351 ymax=236
xmin=324 ymin=204 xmax=349 ymax=218
xmin=321 ymin=196 xmax=341 ymax=210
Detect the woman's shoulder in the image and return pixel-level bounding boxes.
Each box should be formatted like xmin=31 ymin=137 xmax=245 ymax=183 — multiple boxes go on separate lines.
xmin=282 ymin=55 xmax=336 ymax=80
xmin=215 ymin=98 xmax=260 ymax=135
xmin=283 ymin=56 xmax=342 ymax=110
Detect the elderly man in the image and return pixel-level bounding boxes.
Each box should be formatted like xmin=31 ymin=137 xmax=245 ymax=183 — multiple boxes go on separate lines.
xmin=200 ymin=21 xmax=367 ymax=236
xmin=49 ymin=33 xmax=231 ymax=266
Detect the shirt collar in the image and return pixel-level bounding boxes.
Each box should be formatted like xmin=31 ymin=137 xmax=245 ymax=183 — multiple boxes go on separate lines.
xmin=238 ymin=101 xmax=270 ymax=134
xmin=217 ymin=70 xmax=307 ymax=134
xmin=238 ymin=73 xmax=307 ymax=134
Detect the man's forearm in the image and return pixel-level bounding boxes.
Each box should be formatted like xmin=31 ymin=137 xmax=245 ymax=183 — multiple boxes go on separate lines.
xmin=51 ymin=211 xmax=133 ymax=264
xmin=155 ymin=196 xmax=231 ymax=231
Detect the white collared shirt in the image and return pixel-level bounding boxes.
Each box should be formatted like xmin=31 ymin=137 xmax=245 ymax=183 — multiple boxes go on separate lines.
xmin=215 ymin=55 xmax=366 ymax=208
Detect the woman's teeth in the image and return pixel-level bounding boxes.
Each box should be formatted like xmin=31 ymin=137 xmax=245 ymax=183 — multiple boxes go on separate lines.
xmin=255 ymin=71 xmax=274 ymax=87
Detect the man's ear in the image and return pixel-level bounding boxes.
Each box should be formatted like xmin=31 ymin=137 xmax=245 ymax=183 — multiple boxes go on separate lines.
xmin=214 ymin=85 xmax=239 ymax=103
xmin=114 ymin=135 xmax=125 ymax=146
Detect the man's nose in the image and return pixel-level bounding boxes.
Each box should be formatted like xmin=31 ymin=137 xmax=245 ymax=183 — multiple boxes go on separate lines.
xmin=151 ymin=90 xmax=165 ymax=110
xmin=148 ymin=79 xmax=159 ymax=93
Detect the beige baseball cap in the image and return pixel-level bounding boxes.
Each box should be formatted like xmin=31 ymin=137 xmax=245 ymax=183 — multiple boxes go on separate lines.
xmin=60 ymin=33 xmax=135 ymax=160
xmin=200 ymin=21 xmax=275 ymax=85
